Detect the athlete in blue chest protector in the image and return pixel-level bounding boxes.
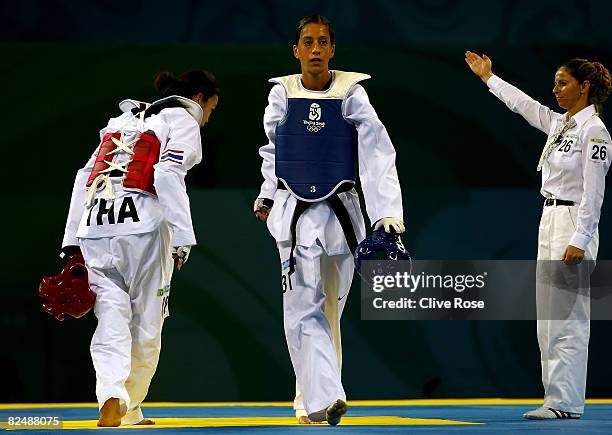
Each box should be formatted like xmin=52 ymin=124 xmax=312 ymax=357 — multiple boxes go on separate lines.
xmin=254 ymin=15 xmax=406 ymax=425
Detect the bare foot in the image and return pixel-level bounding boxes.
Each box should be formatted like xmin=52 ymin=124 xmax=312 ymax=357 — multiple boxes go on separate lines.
xmin=326 ymin=399 xmax=348 ymax=426
xmin=134 ymin=419 xmax=155 ymax=425
xmin=97 ymin=398 xmax=121 ymax=427
xmin=298 ymin=415 xmax=324 ymax=424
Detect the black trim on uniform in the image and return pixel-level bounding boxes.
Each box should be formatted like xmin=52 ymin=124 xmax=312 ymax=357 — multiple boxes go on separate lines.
xmin=132 ymin=99 xmax=185 ymax=119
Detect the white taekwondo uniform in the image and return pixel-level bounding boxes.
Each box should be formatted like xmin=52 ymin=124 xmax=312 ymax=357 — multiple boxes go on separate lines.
xmin=257 ymin=70 xmax=403 ymax=415
xmin=488 ymin=75 xmax=611 ymax=414
xmin=62 ymin=96 xmax=202 ymax=424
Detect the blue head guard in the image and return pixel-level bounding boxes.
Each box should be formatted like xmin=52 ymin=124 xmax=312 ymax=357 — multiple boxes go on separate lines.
xmin=354 ymin=229 xmax=412 ymax=282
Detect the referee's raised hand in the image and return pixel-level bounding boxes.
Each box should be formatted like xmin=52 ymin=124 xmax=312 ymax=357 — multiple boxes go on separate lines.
xmin=465 ymin=51 xmax=494 ymax=84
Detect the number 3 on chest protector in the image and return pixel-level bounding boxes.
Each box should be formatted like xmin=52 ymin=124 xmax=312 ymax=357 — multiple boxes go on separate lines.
xmin=86 ymin=197 xmax=140 ymax=226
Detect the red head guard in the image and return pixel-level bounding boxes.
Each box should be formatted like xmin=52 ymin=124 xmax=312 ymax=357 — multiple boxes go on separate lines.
xmin=39 ymin=253 xmax=96 ymax=321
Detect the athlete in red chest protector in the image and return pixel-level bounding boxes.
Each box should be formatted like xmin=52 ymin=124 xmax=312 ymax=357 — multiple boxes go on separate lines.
xmin=61 ymin=70 xmax=219 ymax=427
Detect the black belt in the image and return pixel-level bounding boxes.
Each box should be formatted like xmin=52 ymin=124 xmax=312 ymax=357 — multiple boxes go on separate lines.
xmin=544 ymin=198 xmax=574 ymax=206
xmin=283 ymin=187 xmax=358 ymax=275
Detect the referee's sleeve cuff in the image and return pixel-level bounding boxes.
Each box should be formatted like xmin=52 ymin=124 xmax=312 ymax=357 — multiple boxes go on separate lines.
xmin=486 ymin=75 xmax=503 ymax=90
xmin=569 ymin=232 xmax=591 ymax=251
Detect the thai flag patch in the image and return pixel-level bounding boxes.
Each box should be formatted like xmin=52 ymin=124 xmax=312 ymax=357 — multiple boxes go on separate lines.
xmin=160 ymin=149 xmax=184 ymax=164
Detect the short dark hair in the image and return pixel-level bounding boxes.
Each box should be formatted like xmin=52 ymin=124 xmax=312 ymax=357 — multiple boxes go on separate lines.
xmin=560 ymin=58 xmax=612 ymax=114
xmin=154 ymin=70 xmax=219 ymax=102
xmin=294 ymin=15 xmax=335 ymax=45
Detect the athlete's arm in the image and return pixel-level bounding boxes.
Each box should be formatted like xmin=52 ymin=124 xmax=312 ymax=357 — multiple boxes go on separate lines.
xmin=154 ymin=108 xmax=202 ymax=247
xmin=255 ymin=84 xmax=287 ymax=221
xmin=344 ymin=84 xmax=403 ymax=230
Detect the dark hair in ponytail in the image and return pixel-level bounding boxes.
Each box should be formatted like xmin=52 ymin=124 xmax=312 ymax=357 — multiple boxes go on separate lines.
xmin=154 ymin=70 xmax=219 ymax=102
xmin=560 ymin=58 xmax=612 ymax=114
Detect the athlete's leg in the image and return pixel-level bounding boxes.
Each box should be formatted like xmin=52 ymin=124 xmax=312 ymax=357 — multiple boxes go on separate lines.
xmin=294 ymin=250 xmax=351 ymax=422
xmin=114 ymin=225 xmax=174 ymax=425
xmin=281 ymin=241 xmax=346 ymax=415
xmin=81 ymin=237 xmax=132 ymax=426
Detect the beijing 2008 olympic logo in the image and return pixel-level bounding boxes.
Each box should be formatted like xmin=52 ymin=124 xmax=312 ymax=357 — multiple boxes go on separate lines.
xmin=304 ymin=102 xmax=325 ymax=133
xmin=309 ymin=103 xmax=321 ymax=121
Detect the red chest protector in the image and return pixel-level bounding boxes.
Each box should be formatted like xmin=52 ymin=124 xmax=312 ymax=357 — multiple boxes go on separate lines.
xmin=86 ymin=131 xmax=161 ymax=196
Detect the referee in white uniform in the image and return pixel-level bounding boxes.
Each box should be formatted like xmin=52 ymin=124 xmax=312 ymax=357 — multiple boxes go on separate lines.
xmin=466 ymin=52 xmax=612 ymax=419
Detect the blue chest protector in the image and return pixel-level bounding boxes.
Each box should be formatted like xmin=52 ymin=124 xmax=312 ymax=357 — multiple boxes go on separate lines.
xmin=275 ymin=97 xmax=357 ymax=201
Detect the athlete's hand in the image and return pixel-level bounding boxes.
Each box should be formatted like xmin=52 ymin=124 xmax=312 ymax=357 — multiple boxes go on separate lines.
xmin=562 ymin=245 xmax=585 ymax=265
xmin=374 ymin=217 xmax=405 ymax=234
xmin=254 ymin=198 xmax=274 ymax=222
xmin=172 ymin=245 xmax=192 ymax=271
xmin=465 ymin=51 xmax=494 ymax=84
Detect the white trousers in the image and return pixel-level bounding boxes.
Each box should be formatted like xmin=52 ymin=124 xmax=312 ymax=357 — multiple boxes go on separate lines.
xmin=278 ymin=240 xmax=353 ymax=415
xmin=79 ymin=224 xmax=173 ymax=424
xmin=536 ymin=205 xmax=598 ymax=414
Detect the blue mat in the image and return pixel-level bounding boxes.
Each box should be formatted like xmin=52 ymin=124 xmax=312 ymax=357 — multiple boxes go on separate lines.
xmin=2 ymin=402 xmax=612 ymax=433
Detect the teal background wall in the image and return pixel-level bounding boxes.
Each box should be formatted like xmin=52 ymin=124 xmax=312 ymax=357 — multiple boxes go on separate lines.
xmin=2 ymin=1 xmax=612 ymax=403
